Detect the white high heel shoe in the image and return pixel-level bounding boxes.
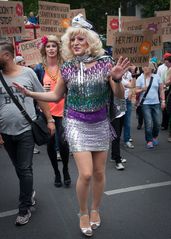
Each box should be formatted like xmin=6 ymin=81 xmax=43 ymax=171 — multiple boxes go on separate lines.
xmin=79 ymin=213 xmax=93 ymax=237
xmin=90 ymin=209 xmax=101 ymax=230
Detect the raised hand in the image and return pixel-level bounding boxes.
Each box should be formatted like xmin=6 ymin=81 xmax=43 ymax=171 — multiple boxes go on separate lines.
xmin=111 ymin=56 xmax=130 ymax=81
xmin=13 ymin=82 xmax=31 ymax=96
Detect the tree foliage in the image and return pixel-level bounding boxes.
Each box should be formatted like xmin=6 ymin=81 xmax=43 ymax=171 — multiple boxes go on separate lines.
xmin=15 ymin=0 xmax=170 ymax=33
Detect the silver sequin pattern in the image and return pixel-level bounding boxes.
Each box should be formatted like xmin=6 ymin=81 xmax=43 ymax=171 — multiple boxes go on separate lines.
xmin=65 ymin=118 xmax=110 ymax=152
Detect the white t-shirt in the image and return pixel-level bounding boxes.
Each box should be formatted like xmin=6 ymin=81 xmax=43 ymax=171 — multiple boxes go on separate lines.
xmin=157 ymin=63 xmax=167 ymax=80
xmin=122 ymin=71 xmax=132 ymax=99
xmin=136 ymin=73 xmax=162 ymax=105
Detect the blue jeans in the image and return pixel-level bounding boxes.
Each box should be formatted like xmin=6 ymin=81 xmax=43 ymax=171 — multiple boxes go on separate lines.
xmin=2 ymin=130 xmax=34 ymax=215
xmin=142 ymin=104 xmax=161 ymax=142
xmin=123 ymin=99 xmax=132 ymax=142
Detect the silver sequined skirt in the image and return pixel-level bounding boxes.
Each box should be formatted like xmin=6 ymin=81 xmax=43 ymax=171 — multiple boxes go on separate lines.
xmin=65 ymin=118 xmax=110 ymax=152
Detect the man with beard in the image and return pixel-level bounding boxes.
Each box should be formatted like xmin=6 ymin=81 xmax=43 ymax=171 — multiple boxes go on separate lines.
xmin=0 ymin=42 xmax=55 ymax=226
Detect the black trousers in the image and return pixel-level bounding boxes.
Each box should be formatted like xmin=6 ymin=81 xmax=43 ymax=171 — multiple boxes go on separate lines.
xmin=47 ymin=116 xmax=70 ymax=177
xmin=2 ymin=130 xmax=34 ymax=214
xmin=111 ymin=115 xmax=125 ymax=164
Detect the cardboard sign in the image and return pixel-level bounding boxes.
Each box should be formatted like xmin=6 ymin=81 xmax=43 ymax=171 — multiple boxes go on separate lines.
xmin=106 ymin=16 xmax=139 ymax=46
xmin=70 ymin=8 xmax=86 ymax=20
xmin=113 ymin=31 xmax=153 ymax=67
xmin=0 ymin=1 xmax=25 ymax=37
xmin=123 ymin=17 xmax=162 ymax=50
xmin=19 ymin=38 xmax=42 ymax=66
xmin=155 ymin=10 xmax=171 ymax=42
xmin=38 ymin=1 xmax=70 ymax=37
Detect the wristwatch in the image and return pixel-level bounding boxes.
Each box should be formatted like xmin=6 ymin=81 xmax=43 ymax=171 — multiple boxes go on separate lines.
xmin=47 ymin=119 xmax=55 ymax=123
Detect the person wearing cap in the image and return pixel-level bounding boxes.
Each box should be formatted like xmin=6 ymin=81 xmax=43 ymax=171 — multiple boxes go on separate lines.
xmin=14 ymin=55 xmax=40 ymax=154
xmin=13 ymin=14 xmax=130 ymax=237
xmin=136 ymin=62 xmax=165 ymax=149
xmin=157 ymin=53 xmax=171 ymax=79
xmin=14 ymin=56 xmax=26 ymax=66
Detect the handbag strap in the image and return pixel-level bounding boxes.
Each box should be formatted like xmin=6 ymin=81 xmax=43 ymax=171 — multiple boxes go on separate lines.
xmin=0 ymin=71 xmax=33 ymax=124
xmin=139 ymin=76 xmax=153 ymax=105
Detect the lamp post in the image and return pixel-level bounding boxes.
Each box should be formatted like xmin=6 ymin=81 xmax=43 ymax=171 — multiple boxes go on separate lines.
xmin=118 ymin=3 xmax=121 ymax=32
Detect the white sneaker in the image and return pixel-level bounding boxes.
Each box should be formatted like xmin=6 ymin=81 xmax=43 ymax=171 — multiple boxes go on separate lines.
xmin=33 ymin=148 xmax=40 ymax=154
xmin=125 ymin=141 xmax=134 ymax=149
xmin=115 ymin=163 xmax=125 ymax=170
xmin=129 ymin=138 xmax=133 ymax=142
xmin=121 ymin=158 xmax=127 ymax=163
xmin=31 ymin=190 xmax=36 ymax=206
xmin=56 ymin=151 xmax=62 ymax=161
xmin=168 ymin=137 xmax=171 ymax=142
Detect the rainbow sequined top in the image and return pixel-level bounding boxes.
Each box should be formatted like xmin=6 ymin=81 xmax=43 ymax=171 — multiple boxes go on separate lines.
xmin=61 ymin=56 xmax=114 ymax=113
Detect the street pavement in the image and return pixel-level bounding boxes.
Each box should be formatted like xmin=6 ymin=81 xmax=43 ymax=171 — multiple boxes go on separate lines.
xmin=0 ymin=110 xmax=171 ymax=239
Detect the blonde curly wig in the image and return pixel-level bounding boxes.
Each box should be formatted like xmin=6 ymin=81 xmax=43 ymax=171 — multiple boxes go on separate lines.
xmin=61 ymin=27 xmax=105 ymax=61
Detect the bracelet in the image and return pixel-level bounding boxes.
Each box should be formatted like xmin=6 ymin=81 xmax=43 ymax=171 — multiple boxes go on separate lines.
xmin=47 ymin=119 xmax=55 ymax=123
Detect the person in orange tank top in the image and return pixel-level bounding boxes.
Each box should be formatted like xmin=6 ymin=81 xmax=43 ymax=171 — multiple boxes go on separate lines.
xmin=34 ymin=35 xmax=71 ymax=187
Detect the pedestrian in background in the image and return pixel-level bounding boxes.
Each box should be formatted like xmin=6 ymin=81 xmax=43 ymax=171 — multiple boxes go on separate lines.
xmin=136 ymin=62 xmax=165 ymax=149
xmin=34 ymin=35 xmax=71 ymax=187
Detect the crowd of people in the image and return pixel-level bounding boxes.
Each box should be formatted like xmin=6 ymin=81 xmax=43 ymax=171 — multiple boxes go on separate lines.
xmin=0 ymin=13 xmax=171 ymax=237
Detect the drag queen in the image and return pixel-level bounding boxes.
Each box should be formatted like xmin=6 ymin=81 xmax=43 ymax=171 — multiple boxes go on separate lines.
xmin=14 ymin=14 xmax=130 ymax=237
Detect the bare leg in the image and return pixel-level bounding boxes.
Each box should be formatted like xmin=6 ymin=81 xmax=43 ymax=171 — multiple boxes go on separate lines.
xmin=90 ymin=151 xmax=107 ymax=224
xmin=91 ymin=151 xmax=107 ymax=209
xmin=73 ymin=151 xmax=93 ymax=232
xmin=73 ymin=151 xmax=93 ymax=213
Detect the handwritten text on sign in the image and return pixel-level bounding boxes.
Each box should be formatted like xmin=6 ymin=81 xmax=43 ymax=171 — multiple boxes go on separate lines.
xmin=19 ymin=38 xmax=42 ymax=66
xmin=0 ymin=1 xmax=24 ymax=37
xmin=38 ymin=1 xmax=70 ymax=36
xmin=113 ymin=31 xmax=153 ymax=67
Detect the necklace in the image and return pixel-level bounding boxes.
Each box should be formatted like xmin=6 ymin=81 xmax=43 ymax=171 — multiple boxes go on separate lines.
xmin=45 ymin=66 xmax=59 ymax=82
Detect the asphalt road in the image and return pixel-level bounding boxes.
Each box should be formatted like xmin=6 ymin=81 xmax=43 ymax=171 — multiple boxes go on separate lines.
xmin=0 ymin=111 xmax=171 ymax=239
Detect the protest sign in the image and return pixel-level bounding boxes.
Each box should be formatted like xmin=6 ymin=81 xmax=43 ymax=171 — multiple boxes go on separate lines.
xmin=0 ymin=1 xmax=24 ymax=37
xmin=70 ymin=8 xmax=86 ymax=19
xmin=38 ymin=1 xmax=70 ymax=36
xmin=19 ymin=38 xmax=42 ymax=66
xmin=113 ymin=31 xmax=153 ymax=67
xmin=106 ymin=15 xmax=139 ymax=46
xmin=155 ymin=10 xmax=171 ymax=42
xmin=123 ymin=17 xmax=162 ymax=50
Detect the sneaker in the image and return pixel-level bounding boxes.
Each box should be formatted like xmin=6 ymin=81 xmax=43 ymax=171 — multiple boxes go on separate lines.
xmin=152 ymin=138 xmax=159 ymax=146
xmin=56 ymin=151 xmax=62 ymax=161
xmin=129 ymin=138 xmax=133 ymax=142
xmin=146 ymin=141 xmax=154 ymax=149
xmin=121 ymin=158 xmax=127 ymax=163
xmin=115 ymin=163 xmax=125 ymax=170
xmin=33 ymin=147 xmax=40 ymax=154
xmin=125 ymin=141 xmax=134 ymax=149
xmin=168 ymin=137 xmax=171 ymax=142
xmin=31 ymin=190 xmax=36 ymax=206
xmin=15 ymin=210 xmax=31 ymax=226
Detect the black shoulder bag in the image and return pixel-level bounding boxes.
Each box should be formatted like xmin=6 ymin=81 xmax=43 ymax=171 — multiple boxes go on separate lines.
xmin=137 ymin=76 xmax=153 ymax=114
xmin=0 ymin=72 xmax=51 ymax=146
